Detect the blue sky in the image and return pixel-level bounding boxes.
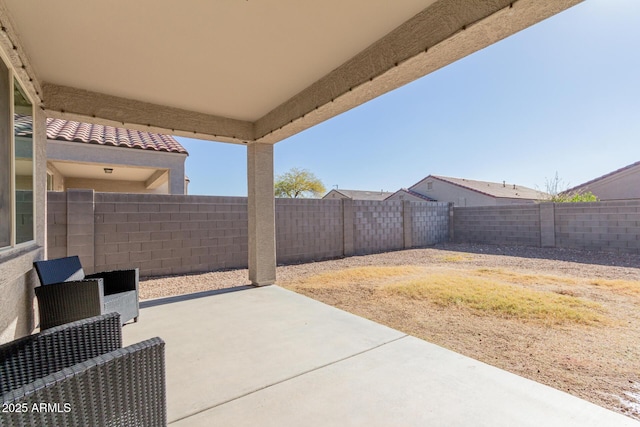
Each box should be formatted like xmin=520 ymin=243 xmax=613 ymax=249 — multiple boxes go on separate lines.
xmin=179 ymin=0 xmax=640 ymax=197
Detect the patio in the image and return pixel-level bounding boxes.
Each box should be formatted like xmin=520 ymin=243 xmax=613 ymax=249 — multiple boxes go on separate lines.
xmin=123 ymin=285 xmax=638 ymax=426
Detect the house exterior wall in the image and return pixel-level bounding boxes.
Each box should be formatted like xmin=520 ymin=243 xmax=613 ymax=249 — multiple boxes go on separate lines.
xmin=385 ymin=190 xmax=427 ymax=202
xmin=47 ymin=139 xmax=186 ymax=194
xmin=574 ymin=165 xmax=640 ymax=201
xmin=323 ymin=190 xmax=347 ymax=200
xmin=63 ymin=177 xmax=169 ymax=194
xmin=411 ymin=178 xmax=496 ymax=207
xmin=0 ymin=97 xmax=46 ymax=344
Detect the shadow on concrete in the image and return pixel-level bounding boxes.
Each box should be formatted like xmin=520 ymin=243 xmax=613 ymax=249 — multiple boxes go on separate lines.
xmin=435 ymin=243 xmax=640 ymax=269
xmin=139 ymin=285 xmax=256 ymax=309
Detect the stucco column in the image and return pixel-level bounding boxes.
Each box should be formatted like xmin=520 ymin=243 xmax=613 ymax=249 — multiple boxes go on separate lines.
xmin=247 ymin=142 xmax=276 ymax=285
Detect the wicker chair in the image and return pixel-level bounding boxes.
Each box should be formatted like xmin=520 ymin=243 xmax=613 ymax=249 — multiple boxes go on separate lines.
xmin=34 ymin=256 xmax=139 ymax=329
xmin=0 ymin=313 xmax=166 ymax=427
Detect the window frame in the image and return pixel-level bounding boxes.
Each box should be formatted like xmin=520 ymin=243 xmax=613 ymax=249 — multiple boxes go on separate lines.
xmin=0 ymin=50 xmax=37 ymax=252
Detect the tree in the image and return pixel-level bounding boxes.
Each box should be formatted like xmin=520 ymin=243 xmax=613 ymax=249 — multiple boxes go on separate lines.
xmin=274 ymin=168 xmax=326 ymax=198
xmin=541 ymin=172 xmax=599 ymax=203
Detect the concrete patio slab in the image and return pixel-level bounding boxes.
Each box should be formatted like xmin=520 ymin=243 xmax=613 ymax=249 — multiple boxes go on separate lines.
xmin=124 ymin=285 xmax=639 ymax=426
xmin=123 ymin=285 xmax=405 ymax=423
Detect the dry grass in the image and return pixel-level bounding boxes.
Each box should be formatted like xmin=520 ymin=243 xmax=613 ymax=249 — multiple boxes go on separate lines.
xmin=296 ymin=265 xmax=425 ymax=287
xmin=385 ymin=272 xmax=606 ymax=326
xmin=438 ymin=254 xmax=473 ymax=263
xmin=474 ymin=268 xmax=578 ymax=286
xmin=589 ymin=278 xmax=640 ymax=297
xmin=296 ymin=267 xmax=607 ymax=326
xmin=279 ymin=251 xmax=640 ymax=420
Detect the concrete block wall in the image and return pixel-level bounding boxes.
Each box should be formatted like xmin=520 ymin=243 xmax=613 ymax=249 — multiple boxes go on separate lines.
xmin=275 ymin=198 xmax=343 ymax=263
xmin=353 ymin=200 xmax=404 ymax=254
xmin=452 ymin=201 xmax=640 ymax=254
xmin=411 ymin=202 xmax=450 ymax=246
xmin=46 ymin=192 xmax=67 ymax=259
xmin=453 ymin=204 xmax=541 ymax=246
xmin=555 ymin=201 xmax=640 ymax=254
xmin=93 ymin=193 xmax=248 ymax=276
xmin=47 ymin=191 xmax=451 ymax=276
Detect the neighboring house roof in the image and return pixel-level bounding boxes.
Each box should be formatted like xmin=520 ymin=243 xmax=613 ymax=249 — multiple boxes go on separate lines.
xmin=565 ymin=160 xmax=640 ymax=194
xmin=411 ymin=175 xmax=544 ymax=200
xmin=15 ymin=115 xmax=187 ymax=154
xmin=385 ymin=188 xmax=436 ymax=201
xmin=324 ymin=189 xmax=394 ymax=201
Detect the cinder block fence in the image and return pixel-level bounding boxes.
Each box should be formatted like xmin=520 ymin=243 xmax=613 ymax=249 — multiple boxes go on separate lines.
xmin=47 ymin=190 xmax=451 ymax=276
xmin=453 ymin=201 xmax=640 ymax=254
xmin=48 ymin=191 xmax=640 ymax=278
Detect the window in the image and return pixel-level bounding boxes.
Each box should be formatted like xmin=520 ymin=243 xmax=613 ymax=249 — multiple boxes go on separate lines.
xmin=0 ymin=54 xmax=35 ymax=250
xmin=427 ymin=182 xmax=433 ymax=190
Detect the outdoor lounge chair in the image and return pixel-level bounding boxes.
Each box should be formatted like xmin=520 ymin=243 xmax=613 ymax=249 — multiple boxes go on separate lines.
xmin=34 ymin=255 xmax=139 ymax=329
xmin=0 ymin=313 xmax=166 ymax=427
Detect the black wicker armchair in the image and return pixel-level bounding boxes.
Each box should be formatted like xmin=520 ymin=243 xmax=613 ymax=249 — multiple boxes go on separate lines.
xmin=33 ymin=256 xmax=139 ymax=329
xmin=0 ymin=313 xmax=166 ymax=427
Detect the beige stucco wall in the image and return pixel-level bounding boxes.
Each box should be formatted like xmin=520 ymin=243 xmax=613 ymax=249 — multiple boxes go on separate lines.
xmin=64 ymin=177 xmax=169 ymax=194
xmin=47 ymin=162 xmax=66 ymax=191
xmin=47 ymin=139 xmax=187 ymax=194
xmin=411 ymin=178 xmax=496 ymax=207
xmin=323 ymin=190 xmax=348 ymax=200
xmin=0 ymin=101 xmax=46 ymax=344
xmin=385 ymin=190 xmax=426 ymax=202
xmin=576 ymin=165 xmax=640 ymax=201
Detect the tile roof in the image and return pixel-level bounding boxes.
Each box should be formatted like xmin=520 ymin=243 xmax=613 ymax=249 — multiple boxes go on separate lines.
xmin=14 ymin=115 xmax=187 ymax=154
xmin=385 ymin=188 xmax=436 ymax=201
xmin=565 ymin=160 xmax=640 ymax=193
xmin=412 ymin=175 xmax=544 ymax=200
xmin=326 ymin=189 xmax=395 ymax=201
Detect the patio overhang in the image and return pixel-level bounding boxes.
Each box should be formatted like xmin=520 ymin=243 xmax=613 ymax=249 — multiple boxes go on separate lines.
xmin=2 ymin=0 xmax=581 ymax=145
xmin=0 ymin=0 xmax=583 ymax=286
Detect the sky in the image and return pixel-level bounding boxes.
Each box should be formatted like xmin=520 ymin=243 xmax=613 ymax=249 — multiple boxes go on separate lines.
xmin=178 ymin=0 xmax=640 ymax=197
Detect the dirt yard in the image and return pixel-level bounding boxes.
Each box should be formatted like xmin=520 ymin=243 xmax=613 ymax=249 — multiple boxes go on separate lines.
xmin=140 ymin=243 xmax=640 ymax=420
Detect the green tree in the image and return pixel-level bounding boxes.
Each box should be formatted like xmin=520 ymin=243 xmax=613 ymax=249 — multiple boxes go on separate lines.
xmin=542 ymin=172 xmax=599 ymax=203
xmin=274 ymin=168 xmax=326 ymax=198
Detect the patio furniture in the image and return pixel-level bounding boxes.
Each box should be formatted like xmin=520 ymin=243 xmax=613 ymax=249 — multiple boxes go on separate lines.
xmin=0 ymin=313 xmax=166 ymax=427
xmin=33 ymin=255 xmax=139 ymax=329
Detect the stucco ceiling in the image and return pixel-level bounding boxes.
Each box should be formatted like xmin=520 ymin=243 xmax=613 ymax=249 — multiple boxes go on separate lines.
xmin=51 ymin=161 xmax=160 ymax=182
xmin=1 ymin=0 xmax=582 ymax=144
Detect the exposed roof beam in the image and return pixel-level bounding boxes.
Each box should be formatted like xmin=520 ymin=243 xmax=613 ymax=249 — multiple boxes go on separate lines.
xmin=42 ymin=84 xmax=254 ymax=144
xmin=145 ymin=169 xmax=168 ymax=190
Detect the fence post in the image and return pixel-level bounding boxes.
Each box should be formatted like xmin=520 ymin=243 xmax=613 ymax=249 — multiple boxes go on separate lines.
xmin=539 ymin=202 xmax=555 ymax=248
xmin=66 ymin=189 xmax=95 ymax=273
xmin=448 ymin=203 xmax=455 ymax=242
xmin=342 ymin=199 xmax=355 ymax=256
xmin=403 ymin=201 xmax=413 ymax=249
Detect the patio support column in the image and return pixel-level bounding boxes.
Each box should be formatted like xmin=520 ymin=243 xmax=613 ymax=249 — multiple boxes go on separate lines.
xmin=247 ymin=142 xmax=276 ymax=285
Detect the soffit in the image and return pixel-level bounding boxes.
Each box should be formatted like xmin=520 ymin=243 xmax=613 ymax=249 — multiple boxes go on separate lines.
xmin=3 ymin=0 xmax=432 ymax=122
xmin=1 ymin=0 xmax=583 ymax=144
xmin=51 ymin=161 xmax=160 ymax=182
